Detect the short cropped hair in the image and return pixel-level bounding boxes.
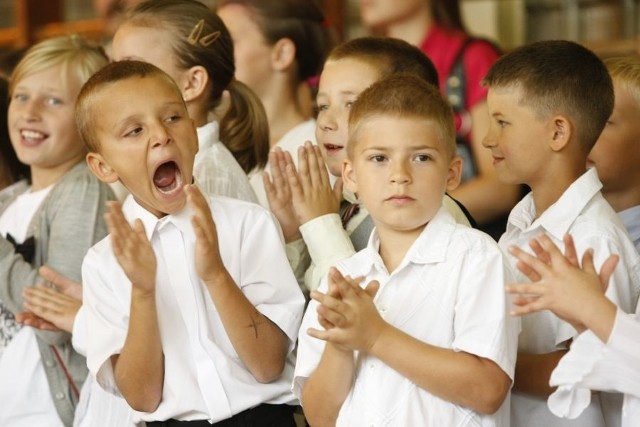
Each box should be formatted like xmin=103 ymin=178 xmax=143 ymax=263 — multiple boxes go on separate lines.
xmin=10 ymin=34 xmax=107 ymax=96
xmin=327 ymin=36 xmax=439 ymax=89
xmin=76 ymin=60 xmax=183 ymax=153
xmin=348 ymin=74 xmax=456 ymax=159
xmin=604 ymin=55 xmax=640 ymax=107
xmin=483 ymin=40 xmax=613 ymax=152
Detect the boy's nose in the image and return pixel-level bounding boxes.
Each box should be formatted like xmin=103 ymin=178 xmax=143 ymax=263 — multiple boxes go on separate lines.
xmin=151 ymin=123 xmax=172 ymax=146
xmin=390 ymin=161 xmax=411 ymax=184
xmin=318 ymin=110 xmax=337 ymax=132
xmin=481 ymin=131 xmax=496 ymax=149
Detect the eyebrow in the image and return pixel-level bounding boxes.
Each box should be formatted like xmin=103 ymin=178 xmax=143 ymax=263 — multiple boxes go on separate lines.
xmin=363 ymin=144 xmax=441 ymax=152
xmin=13 ymin=84 xmax=65 ymax=95
xmin=316 ymin=89 xmax=360 ymax=98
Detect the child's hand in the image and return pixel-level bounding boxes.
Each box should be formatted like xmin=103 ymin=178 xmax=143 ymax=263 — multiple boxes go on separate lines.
xmin=263 ymin=148 xmax=301 ymax=242
xmin=315 ymin=268 xmax=353 ymax=332
xmin=506 ymin=233 xmax=618 ymax=333
xmin=185 ymin=184 xmax=226 ymax=285
xmin=288 ymin=142 xmax=343 ymax=225
xmin=17 ymin=284 xmax=81 ymax=333
xmin=308 ymin=267 xmax=382 ymax=352
xmin=15 ymin=311 xmax=58 ymax=331
xmin=105 ymin=201 xmax=157 ymax=293
xmin=39 ymin=265 xmax=83 ymax=301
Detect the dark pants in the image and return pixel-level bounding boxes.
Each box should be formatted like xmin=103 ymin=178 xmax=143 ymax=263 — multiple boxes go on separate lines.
xmin=146 ymin=404 xmax=296 ymax=427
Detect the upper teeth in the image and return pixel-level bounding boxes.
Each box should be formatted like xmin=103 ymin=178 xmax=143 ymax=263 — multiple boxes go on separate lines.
xmin=21 ymin=130 xmax=45 ymax=139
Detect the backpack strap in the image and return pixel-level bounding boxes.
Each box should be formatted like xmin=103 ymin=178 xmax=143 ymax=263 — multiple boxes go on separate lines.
xmin=445 ymin=37 xmax=501 ymax=182
xmin=446 ymin=37 xmax=475 ymax=113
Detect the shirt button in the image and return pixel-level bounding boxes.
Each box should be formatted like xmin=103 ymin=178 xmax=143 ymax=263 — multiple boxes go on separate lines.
xmin=44 ymin=360 xmax=55 ymax=368
xmin=55 ymin=392 xmax=65 ymax=400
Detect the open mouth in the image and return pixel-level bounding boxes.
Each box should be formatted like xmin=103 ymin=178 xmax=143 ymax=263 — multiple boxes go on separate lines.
xmin=323 ymin=143 xmax=344 ymax=154
xmin=153 ymin=161 xmax=182 ymax=194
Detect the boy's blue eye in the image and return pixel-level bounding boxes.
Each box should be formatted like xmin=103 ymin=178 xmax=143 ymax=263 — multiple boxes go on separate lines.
xmin=317 ymin=104 xmax=329 ymax=112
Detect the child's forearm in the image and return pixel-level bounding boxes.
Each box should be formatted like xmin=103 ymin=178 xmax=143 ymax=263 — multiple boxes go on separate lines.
xmin=513 ymin=350 xmax=567 ymax=396
xmin=115 ymin=288 xmax=164 ymax=413
xmin=302 ymin=343 xmax=354 ymax=427
xmin=204 ymin=269 xmax=289 ymax=383
xmin=577 ymin=293 xmax=617 ymax=344
xmin=369 ymin=322 xmax=511 ymax=414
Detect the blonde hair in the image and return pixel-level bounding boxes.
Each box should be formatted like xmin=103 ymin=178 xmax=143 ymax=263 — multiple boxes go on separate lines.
xmin=125 ymin=0 xmax=269 ymax=173
xmin=10 ymin=34 xmax=107 ymax=97
xmin=348 ymin=74 xmax=456 ymax=159
xmin=604 ymin=56 xmax=640 ymax=107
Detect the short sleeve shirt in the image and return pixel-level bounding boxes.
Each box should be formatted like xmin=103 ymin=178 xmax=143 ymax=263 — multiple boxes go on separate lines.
xmin=294 ymin=208 xmax=519 ymax=427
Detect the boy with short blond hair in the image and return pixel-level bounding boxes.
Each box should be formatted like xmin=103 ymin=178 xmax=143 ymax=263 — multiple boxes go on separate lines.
xmin=294 ymin=74 xmax=519 ymax=426
xmin=76 ymin=60 xmax=304 ymax=426
xmin=482 ymin=40 xmax=640 ymax=426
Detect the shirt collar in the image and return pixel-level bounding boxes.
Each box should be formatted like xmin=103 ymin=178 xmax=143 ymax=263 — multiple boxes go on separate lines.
xmin=362 ymin=206 xmax=456 ymax=274
xmin=196 ymin=121 xmax=219 ymax=151
xmin=508 ymin=168 xmax=603 ymax=240
xmin=122 ymin=195 xmax=195 ymax=240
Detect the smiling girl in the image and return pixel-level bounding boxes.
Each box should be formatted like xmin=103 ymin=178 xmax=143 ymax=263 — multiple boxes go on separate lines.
xmin=0 ymin=35 xmax=114 ymax=427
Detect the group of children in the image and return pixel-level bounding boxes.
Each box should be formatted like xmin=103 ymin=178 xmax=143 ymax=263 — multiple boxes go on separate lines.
xmin=0 ymin=0 xmax=639 ymax=426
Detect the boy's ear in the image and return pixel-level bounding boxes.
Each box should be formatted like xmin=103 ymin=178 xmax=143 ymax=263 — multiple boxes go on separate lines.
xmin=445 ymin=155 xmax=463 ymax=192
xmin=342 ymin=159 xmax=358 ymax=193
xmin=86 ymin=152 xmax=119 ymax=184
xmin=181 ymin=65 xmax=209 ymax=103
xmin=549 ymin=116 xmax=572 ymax=152
xmin=270 ymin=38 xmax=296 ymax=72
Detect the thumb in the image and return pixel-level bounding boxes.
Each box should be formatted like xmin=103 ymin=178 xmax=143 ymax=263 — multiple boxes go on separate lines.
xmin=599 ymin=254 xmax=619 ymax=293
xmin=364 ymin=280 xmax=380 ymax=298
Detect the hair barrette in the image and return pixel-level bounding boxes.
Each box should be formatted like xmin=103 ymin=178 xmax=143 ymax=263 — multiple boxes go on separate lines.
xmin=188 ymin=19 xmax=221 ymax=47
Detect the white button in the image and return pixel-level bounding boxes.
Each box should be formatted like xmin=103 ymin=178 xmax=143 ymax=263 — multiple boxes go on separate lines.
xmin=55 ymin=392 xmax=65 ymax=400
xmin=45 ymin=360 xmax=55 ymax=368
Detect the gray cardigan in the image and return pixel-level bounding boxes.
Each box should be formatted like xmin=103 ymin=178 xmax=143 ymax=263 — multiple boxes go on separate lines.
xmin=0 ymin=162 xmax=115 ymax=426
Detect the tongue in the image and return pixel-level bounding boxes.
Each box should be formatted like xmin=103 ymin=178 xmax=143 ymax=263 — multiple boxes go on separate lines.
xmin=153 ymin=162 xmax=176 ymax=189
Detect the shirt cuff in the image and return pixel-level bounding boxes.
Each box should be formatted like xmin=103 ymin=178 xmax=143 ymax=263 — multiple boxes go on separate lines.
xmin=300 ymin=214 xmax=355 ymax=263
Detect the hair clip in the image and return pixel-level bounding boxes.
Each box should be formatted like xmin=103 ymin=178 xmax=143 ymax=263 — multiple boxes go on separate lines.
xmin=188 ymin=19 xmax=221 ymax=47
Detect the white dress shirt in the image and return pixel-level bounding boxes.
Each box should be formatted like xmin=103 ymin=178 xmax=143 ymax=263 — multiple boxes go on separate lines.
xmin=195 ymin=121 xmax=258 ymax=203
xmin=294 ymin=193 xmax=473 ymax=293
xmin=294 ymin=208 xmax=519 ymax=427
xmin=500 ymin=168 xmax=640 ymax=427
xmin=83 ymin=194 xmax=304 ymax=423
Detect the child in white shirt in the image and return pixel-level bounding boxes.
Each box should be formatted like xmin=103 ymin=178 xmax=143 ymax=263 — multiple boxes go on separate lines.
xmin=77 ymin=60 xmax=304 ymax=425
xmin=482 ymin=40 xmax=640 ymax=426
xmin=294 ymin=74 xmax=519 ymax=426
